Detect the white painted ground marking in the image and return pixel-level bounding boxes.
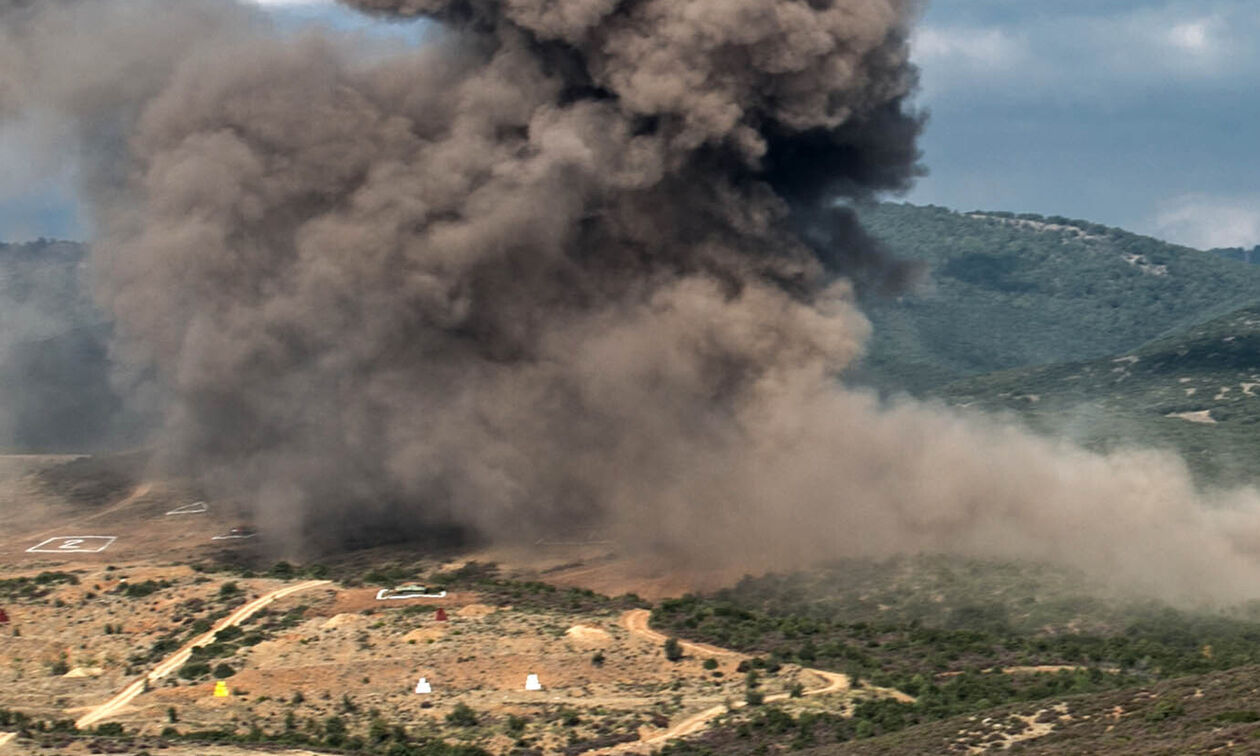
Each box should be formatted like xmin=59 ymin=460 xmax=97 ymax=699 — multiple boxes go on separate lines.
xmin=26 ymin=536 xmax=117 ymax=553
xmin=166 ymin=501 xmax=208 ymax=516
xmin=210 ymin=533 xmax=257 ymax=541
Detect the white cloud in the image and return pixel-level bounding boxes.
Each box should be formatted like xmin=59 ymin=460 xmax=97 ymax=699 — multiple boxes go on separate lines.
xmin=1153 ymin=194 xmax=1260 ymax=249
xmin=1168 ymin=20 xmax=1211 ymax=52
xmin=912 ymin=26 xmax=1024 ymax=69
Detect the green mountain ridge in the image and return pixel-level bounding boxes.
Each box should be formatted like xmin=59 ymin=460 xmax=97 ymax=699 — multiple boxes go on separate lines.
xmin=855 ymin=203 xmax=1260 ymax=394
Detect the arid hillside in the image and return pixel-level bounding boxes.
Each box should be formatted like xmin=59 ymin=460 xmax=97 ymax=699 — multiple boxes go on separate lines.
xmin=0 ymin=455 xmax=904 ymax=755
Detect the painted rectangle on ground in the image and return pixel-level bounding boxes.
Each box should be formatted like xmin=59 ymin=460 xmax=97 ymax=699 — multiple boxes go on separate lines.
xmin=26 ymin=536 xmax=117 ymax=553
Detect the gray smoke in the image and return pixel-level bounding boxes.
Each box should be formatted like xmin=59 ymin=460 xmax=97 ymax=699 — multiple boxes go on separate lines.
xmin=6 ymin=0 xmax=1260 ymax=602
xmin=0 ymin=240 xmax=122 ymax=451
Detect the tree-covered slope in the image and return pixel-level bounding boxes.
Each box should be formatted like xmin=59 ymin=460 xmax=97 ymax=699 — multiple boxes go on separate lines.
xmin=939 ymin=304 xmax=1260 ymax=487
xmin=650 ymin=555 xmax=1260 ymax=756
xmin=854 ymin=204 xmax=1260 ymax=393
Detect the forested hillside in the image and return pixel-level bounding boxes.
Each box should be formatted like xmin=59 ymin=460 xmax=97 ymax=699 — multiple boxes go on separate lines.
xmin=941 ymin=304 xmax=1260 ymax=486
xmin=651 ymin=555 xmax=1260 ymax=755
xmin=855 ymin=204 xmax=1260 ymax=393
xmin=4 ymin=205 xmax=1256 ymax=455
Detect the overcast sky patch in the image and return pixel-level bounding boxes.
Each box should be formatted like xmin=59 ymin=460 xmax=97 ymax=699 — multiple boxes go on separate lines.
xmin=0 ymin=0 xmax=1255 ymax=248
xmin=1154 ymin=195 xmax=1260 ymax=250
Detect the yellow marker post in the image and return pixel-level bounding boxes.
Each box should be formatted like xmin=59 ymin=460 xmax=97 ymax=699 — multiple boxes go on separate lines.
xmin=213 ymin=680 xmax=230 ymax=698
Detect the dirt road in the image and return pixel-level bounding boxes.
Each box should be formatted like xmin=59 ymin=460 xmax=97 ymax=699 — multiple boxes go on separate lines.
xmin=25 ymin=483 xmax=154 ymax=543
xmin=620 ymin=608 xmax=744 ymax=659
xmin=0 ymin=732 xmax=14 ymax=748
xmin=75 ymin=580 xmax=331 ymax=730
xmin=603 ymin=609 xmax=859 ymax=753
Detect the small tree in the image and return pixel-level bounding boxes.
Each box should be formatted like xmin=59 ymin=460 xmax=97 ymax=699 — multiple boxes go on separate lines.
xmin=446 ymin=703 xmax=478 ymax=727
xmin=591 ymin=650 xmax=605 ymax=667
xmin=323 ymin=716 xmax=347 ymax=746
xmin=664 ymin=637 xmax=683 ymax=662
xmin=49 ymin=654 xmax=70 ymax=676
xmin=702 ymin=658 xmax=718 ymax=670
xmin=167 ymin=706 xmax=178 ymax=723
xmin=212 ymin=663 xmax=235 ymax=679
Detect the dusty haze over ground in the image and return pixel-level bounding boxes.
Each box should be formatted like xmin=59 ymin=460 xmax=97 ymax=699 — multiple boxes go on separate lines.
xmin=3 ymin=0 xmax=1260 ymax=603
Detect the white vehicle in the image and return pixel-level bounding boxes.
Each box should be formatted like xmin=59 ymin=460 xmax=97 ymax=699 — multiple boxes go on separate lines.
xmin=211 ymin=525 xmax=257 ymax=541
xmin=374 ymin=584 xmax=447 ymax=600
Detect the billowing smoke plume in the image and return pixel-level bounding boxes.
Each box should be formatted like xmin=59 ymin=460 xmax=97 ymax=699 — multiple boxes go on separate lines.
xmin=5 ymin=0 xmax=1260 ymax=601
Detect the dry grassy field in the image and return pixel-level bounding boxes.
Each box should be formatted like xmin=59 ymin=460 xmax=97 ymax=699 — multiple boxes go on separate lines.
xmin=0 ymin=456 xmax=894 ymax=755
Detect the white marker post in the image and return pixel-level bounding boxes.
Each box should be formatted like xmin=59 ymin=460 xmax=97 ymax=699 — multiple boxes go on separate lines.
xmin=524 ymin=674 xmax=542 ymax=691
xmin=415 ymin=677 xmax=432 ymax=694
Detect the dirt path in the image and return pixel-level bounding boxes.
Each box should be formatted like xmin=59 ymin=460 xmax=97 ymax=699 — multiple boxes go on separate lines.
xmin=0 ymin=732 xmax=14 ymax=748
xmin=620 ymin=608 xmax=743 ymax=659
xmin=601 ymin=610 xmax=865 ymax=753
xmin=75 ymin=580 xmax=331 ymax=730
xmin=24 ymin=482 xmax=154 ymax=543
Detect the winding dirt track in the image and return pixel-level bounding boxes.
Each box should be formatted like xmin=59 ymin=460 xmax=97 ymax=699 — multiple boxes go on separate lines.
xmin=22 ymin=483 xmax=154 ymax=544
xmin=74 ymin=580 xmax=331 ymax=730
xmin=601 ymin=609 xmax=862 ymax=753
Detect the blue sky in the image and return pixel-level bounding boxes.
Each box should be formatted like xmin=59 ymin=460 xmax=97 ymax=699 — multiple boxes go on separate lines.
xmin=1 ymin=0 xmax=1256 ymax=249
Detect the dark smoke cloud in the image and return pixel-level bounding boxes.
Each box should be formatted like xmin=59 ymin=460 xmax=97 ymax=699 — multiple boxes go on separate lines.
xmin=55 ymin=0 xmax=923 ymax=544
xmin=7 ymin=0 xmax=1260 ymax=602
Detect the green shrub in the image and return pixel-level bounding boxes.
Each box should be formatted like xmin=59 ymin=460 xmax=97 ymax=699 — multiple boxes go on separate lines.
xmin=1215 ymin=710 xmax=1260 ymax=723
xmin=178 ymin=662 xmax=211 ymax=679
xmin=323 ymin=716 xmax=347 ymax=745
xmin=1146 ymin=698 xmax=1185 ymax=722
xmin=446 ymin=703 xmax=478 ymax=727
xmin=664 ymin=637 xmax=683 ymax=662
xmin=123 ymin=580 xmax=169 ymax=598
xmin=214 ymin=626 xmax=243 ymax=643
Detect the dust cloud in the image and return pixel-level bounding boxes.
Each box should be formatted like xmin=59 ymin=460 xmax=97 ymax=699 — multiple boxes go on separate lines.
xmin=2 ymin=0 xmax=1260 ymax=602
